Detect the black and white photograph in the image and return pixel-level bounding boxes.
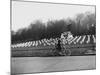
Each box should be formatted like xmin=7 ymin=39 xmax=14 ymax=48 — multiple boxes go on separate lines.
xmin=11 ymin=0 xmax=96 ymax=74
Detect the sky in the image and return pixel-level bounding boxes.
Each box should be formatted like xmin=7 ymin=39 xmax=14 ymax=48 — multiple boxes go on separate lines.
xmin=12 ymin=1 xmax=95 ymax=32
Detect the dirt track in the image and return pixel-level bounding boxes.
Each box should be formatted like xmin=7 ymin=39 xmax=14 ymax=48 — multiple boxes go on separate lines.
xmin=11 ymin=56 xmax=96 ymax=74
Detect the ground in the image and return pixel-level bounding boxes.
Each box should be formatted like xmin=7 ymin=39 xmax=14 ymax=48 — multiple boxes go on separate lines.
xmin=11 ymin=56 xmax=96 ymax=74
xmin=11 ymin=44 xmax=96 ymax=57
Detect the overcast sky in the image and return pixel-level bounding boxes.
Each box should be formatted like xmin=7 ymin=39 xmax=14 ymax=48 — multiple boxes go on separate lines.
xmin=12 ymin=1 xmax=95 ymax=32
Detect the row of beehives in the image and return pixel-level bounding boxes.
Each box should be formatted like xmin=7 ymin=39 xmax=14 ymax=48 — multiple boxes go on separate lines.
xmin=11 ymin=35 xmax=96 ymax=48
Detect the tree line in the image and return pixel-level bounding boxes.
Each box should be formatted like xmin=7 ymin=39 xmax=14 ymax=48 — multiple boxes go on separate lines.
xmin=11 ymin=12 xmax=96 ymax=44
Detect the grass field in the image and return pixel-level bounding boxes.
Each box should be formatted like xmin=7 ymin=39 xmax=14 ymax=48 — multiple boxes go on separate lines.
xmin=11 ymin=44 xmax=96 ymax=57
xmin=11 ymin=44 xmax=96 ymax=74
xmin=11 ymin=56 xmax=96 ymax=74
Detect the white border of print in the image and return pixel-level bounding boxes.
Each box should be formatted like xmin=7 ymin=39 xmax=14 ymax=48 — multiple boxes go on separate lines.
xmin=0 ymin=0 xmax=99 ymax=75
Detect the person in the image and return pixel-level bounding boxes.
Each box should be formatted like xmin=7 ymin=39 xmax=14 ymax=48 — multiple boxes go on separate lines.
xmin=61 ymin=32 xmax=66 ymax=45
xmin=55 ymin=38 xmax=62 ymax=52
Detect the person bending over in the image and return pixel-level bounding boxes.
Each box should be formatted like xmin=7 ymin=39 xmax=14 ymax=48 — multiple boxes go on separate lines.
xmin=56 ymin=38 xmax=62 ymax=52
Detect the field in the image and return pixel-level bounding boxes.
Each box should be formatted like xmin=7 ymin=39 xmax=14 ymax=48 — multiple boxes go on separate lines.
xmin=11 ymin=35 xmax=96 ymax=74
xmin=11 ymin=56 xmax=96 ymax=74
xmin=11 ymin=36 xmax=96 ymax=74
xmin=11 ymin=44 xmax=96 ymax=74
xmin=12 ymin=44 xmax=96 ymax=57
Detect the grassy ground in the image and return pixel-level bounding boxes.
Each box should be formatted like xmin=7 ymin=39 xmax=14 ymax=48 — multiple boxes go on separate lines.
xmin=11 ymin=44 xmax=96 ymax=57
xmin=11 ymin=56 xmax=96 ymax=74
